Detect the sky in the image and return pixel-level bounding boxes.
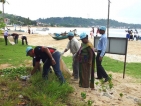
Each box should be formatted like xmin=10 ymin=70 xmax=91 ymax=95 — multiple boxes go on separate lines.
xmin=1 ymin=0 xmax=141 ymax=24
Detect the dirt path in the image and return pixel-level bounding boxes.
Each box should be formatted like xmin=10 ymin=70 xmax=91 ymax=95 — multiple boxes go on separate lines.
xmin=70 ymin=72 xmax=141 ymax=106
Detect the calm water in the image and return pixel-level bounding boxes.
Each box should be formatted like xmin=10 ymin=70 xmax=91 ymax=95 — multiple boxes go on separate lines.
xmin=20 ymin=27 xmax=141 ymax=38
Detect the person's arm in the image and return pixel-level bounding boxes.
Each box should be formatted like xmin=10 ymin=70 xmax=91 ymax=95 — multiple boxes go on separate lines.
xmin=64 ymin=41 xmax=70 ymax=52
xmin=88 ymin=47 xmax=93 ymax=65
xmin=100 ymin=37 xmax=107 ymax=57
xmin=42 ymin=47 xmax=56 ymax=65
xmin=99 ymin=37 xmax=107 ymax=61
xmin=31 ymin=61 xmax=40 ymax=75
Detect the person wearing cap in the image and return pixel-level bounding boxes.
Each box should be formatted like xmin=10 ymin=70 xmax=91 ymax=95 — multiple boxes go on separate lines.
xmin=64 ymin=32 xmax=80 ymax=80
xmin=76 ymin=32 xmax=95 ymax=89
xmin=26 ymin=46 xmax=65 ymax=84
xmin=3 ymin=30 xmax=8 ymax=45
xmin=95 ymin=26 xmax=109 ymax=82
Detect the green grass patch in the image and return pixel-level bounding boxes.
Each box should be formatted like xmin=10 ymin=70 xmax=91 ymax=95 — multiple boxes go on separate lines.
xmin=62 ymin=55 xmax=141 ymax=80
xmin=0 ymin=38 xmax=31 ymax=67
xmin=0 ymin=68 xmax=74 ymax=106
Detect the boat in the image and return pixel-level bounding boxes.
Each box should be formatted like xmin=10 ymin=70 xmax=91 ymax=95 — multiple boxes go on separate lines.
xmin=36 ymin=27 xmax=49 ymax=31
xmin=51 ymin=33 xmax=68 ymax=40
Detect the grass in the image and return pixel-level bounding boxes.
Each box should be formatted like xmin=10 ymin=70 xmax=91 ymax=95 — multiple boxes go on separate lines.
xmin=0 ymin=38 xmax=31 ymax=66
xmin=62 ymin=55 xmax=141 ymax=80
xmin=1 ymin=37 xmax=140 ymax=79
xmin=0 ymin=70 xmax=74 ymax=106
xmin=0 ymin=38 xmax=87 ymax=106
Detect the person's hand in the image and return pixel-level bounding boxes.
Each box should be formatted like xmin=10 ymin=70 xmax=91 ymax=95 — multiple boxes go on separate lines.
xmin=51 ymin=59 xmax=56 ymax=65
xmin=94 ymin=48 xmax=97 ymax=52
xmin=99 ymin=56 xmax=103 ymax=61
xmin=64 ymin=49 xmax=68 ymax=52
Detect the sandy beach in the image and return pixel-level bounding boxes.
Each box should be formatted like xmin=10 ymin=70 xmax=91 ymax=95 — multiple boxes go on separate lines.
xmin=24 ymin=33 xmax=141 ymax=63
xmin=1 ymin=31 xmax=141 ymax=106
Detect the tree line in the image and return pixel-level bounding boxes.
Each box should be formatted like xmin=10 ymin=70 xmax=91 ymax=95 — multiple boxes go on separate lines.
xmin=1 ymin=12 xmax=141 ymax=29
xmin=0 ymin=13 xmax=37 ymax=26
xmin=37 ymin=17 xmax=141 ymax=28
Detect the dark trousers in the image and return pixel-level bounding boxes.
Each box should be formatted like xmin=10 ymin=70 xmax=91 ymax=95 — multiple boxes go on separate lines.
xmin=14 ymin=37 xmax=18 ymax=44
xmin=96 ymin=51 xmax=108 ymax=78
xmin=4 ymin=36 xmax=8 ymax=45
xmin=43 ymin=51 xmax=65 ymax=83
xmin=72 ymin=54 xmax=79 ymax=79
xmin=22 ymin=37 xmax=28 ymax=45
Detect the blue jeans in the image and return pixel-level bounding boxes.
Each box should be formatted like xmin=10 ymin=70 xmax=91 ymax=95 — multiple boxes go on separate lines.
xmin=43 ymin=51 xmax=65 ymax=84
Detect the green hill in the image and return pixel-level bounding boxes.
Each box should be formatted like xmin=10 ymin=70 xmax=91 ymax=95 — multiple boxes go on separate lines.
xmin=0 ymin=13 xmax=37 ymax=26
xmin=2 ymin=12 xmax=141 ymax=29
xmin=37 ymin=17 xmax=141 ymax=28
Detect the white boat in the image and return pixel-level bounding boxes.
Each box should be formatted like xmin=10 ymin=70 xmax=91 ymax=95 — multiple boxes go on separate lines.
xmin=36 ymin=27 xmax=49 ymax=31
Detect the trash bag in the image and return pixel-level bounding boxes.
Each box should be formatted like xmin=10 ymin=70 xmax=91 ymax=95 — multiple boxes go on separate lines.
xmin=8 ymin=36 xmax=15 ymax=45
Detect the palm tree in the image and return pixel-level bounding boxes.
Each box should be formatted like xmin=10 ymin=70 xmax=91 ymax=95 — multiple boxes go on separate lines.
xmin=0 ymin=0 xmax=9 ymax=29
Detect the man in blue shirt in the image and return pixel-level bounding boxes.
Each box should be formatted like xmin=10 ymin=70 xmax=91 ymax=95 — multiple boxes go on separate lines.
xmin=95 ymin=26 xmax=109 ymax=82
xmin=3 ymin=30 xmax=8 ymax=45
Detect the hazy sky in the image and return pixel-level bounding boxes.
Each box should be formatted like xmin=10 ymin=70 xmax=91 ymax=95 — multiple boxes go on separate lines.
xmin=1 ymin=0 xmax=141 ymax=24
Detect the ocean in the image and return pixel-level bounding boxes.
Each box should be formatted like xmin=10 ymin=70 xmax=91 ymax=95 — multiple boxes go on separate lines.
xmin=16 ymin=27 xmax=141 ymax=38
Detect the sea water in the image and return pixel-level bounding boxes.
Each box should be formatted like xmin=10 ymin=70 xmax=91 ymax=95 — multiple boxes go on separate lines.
xmin=20 ymin=27 xmax=141 ymax=38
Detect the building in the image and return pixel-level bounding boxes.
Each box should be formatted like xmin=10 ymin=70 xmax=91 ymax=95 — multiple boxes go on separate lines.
xmin=4 ymin=18 xmax=10 ymax=25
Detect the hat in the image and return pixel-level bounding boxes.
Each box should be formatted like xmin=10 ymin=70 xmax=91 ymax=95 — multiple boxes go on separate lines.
xmin=99 ymin=26 xmax=106 ymax=31
xmin=67 ymin=32 xmax=74 ymax=37
xmin=26 ymin=46 xmax=32 ymax=56
xmin=79 ymin=32 xmax=87 ymax=40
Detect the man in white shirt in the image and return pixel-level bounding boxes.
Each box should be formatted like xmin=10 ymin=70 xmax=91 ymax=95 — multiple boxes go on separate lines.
xmin=3 ymin=30 xmax=8 ymax=45
xmin=64 ymin=32 xmax=80 ymax=80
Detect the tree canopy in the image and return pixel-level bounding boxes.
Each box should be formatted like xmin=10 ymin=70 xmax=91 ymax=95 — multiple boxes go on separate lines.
xmin=0 ymin=13 xmax=37 ymax=26
xmin=0 ymin=11 xmax=5 ymax=32
xmin=37 ymin=17 xmax=141 ymax=28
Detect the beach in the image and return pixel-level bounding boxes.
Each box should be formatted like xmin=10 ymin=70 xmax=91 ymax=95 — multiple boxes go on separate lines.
xmin=1 ymin=31 xmax=141 ymax=106
xmin=24 ymin=33 xmax=141 ymax=63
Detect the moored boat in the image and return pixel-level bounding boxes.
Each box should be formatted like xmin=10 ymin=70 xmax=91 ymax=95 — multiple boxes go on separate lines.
xmin=51 ymin=33 xmax=68 ymax=40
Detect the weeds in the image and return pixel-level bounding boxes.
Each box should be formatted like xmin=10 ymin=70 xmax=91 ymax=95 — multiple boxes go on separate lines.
xmin=119 ymin=93 xmax=123 ymax=98
xmin=80 ymin=92 xmax=94 ymax=106
xmin=0 ymin=67 xmax=75 ymax=106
